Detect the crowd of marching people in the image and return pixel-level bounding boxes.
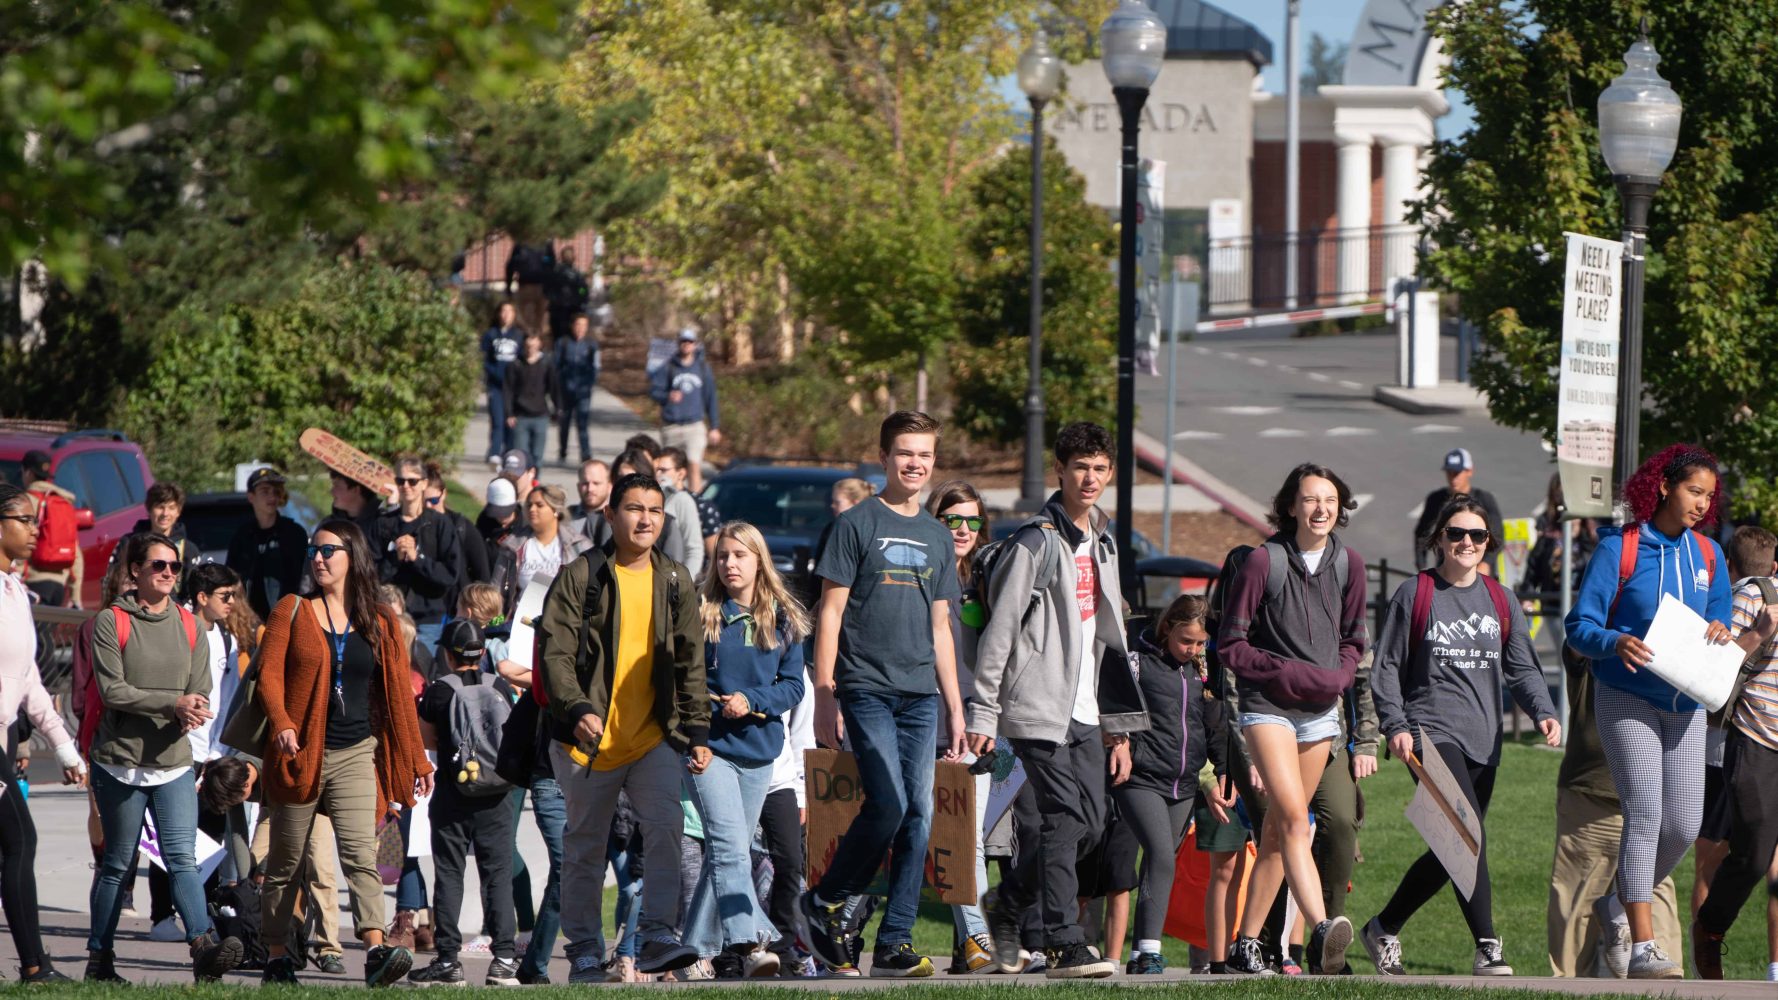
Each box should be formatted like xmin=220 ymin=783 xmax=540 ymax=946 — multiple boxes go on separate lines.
xmin=4 ymin=399 xmax=1778 ymax=985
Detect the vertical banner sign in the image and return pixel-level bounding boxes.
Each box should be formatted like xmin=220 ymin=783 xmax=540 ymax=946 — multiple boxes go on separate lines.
xmin=1134 ymin=159 xmax=1166 ymax=376
xmin=1556 ymin=232 xmax=1623 ymax=520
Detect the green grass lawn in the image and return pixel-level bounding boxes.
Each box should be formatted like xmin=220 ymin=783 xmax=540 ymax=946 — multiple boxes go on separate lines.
xmin=34 ymin=983 xmax=1741 ymax=1000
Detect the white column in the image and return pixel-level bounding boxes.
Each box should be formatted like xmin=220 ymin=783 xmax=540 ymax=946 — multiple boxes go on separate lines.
xmin=1335 ymin=136 xmax=1372 ymax=304
xmin=1381 ymin=141 xmax=1419 ymax=288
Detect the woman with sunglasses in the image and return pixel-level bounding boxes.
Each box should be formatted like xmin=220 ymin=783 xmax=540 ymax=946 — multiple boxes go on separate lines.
xmin=925 ymin=480 xmax=997 ymax=974
xmin=255 ymin=520 xmax=434 ymax=987
xmin=87 ymin=532 xmax=243 ymax=983
xmin=1363 ymin=495 xmax=1559 ymax=976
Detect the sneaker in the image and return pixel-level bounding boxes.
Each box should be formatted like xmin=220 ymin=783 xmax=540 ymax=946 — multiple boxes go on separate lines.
xmin=1126 ymin=951 xmax=1166 ymax=975
xmin=742 ymin=948 xmax=780 ymax=978
xmin=989 ymin=895 xmax=1024 ymax=973
xmin=636 ymin=936 xmax=698 ymax=975
xmin=364 ymin=945 xmax=414 ymax=988
xmin=314 ymin=953 xmax=347 ymax=975
xmin=799 ymin=891 xmax=856 ymax=973
xmin=261 ymin=955 xmax=300 ymax=985
xmin=1594 ymin=896 xmax=1630 ymax=978
xmin=949 ymin=933 xmax=995 ymax=974
xmin=1627 ymin=942 xmax=1681 ymax=980
xmin=1692 ymin=921 xmax=1724 ymax=980
xmin=386 ymin=911 xmax=418 ymax=951
xmin=517 ymin=968 xmax=551 ymax=986
xmin=711 ymin=952 xmax=744 ymax=980
xmin=1279 ymin=955 xmax=1303 ymax=976
xmin=148 ymin=916 xmax=184 ymax=942
xmin=869 ymin=942 xmax=934 ymax=978
xmin=1022 ymin=950 xmax=1047 ymax=975
xmin=406 ymin=957 xmax=466 ymax=987
xmin=1362 ymin=917 xmax=1404 ymax=976
xmin=1307 ymin=916 xmax=1352 ymax=975
xmin=1473 ymin=938 xmax=1512 ymax=976
xmin=190 ymin=928 xmax=244 ymax=982
xmin=567 ymin=955 xmax=604 ymax=985
xmin=1046 ymin=942 xmax=1115 ymax=979
xmin=461 ymin=934 xmax=492 ymax=955
xmin=1227 ymin=936 xmax=1275 ymax=976
xmin=484 ymin=957 xmax=520 ymax=987
xmin=84 ymin=950 xmax=124 ymax=985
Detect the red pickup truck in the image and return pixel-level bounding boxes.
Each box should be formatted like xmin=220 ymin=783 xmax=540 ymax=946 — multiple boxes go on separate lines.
xmin=0 ymin=424 xmax=155 ymax=609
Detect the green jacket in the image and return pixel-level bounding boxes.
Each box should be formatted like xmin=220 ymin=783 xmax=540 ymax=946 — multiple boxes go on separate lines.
xmin=537 ymin=545 xmax=709 ymax=755
xmin=90 ymin=594 xmax=211 ymax=771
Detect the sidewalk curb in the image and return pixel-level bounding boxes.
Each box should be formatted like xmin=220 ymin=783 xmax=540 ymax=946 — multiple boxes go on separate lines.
xmin=1373 ymin=382 xmax=1490 ymax=415
xmin=1131 ymin=429 xmax=1271 ymax=534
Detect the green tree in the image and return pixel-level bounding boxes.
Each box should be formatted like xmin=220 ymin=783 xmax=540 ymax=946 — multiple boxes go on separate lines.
xmin=951 ymin=141 xmax=1117 ymax=445
xmin=1422 ymin=1 xmax=1778 ymax=488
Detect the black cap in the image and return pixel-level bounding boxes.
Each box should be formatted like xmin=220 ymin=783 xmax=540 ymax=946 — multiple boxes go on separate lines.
xmin=246 ymin=467 xmax=287 ymax=492
xmin=442 ymin=618 xmax=486 ymax=659
xmin=22 ymin=450 xmax=51 ymax=479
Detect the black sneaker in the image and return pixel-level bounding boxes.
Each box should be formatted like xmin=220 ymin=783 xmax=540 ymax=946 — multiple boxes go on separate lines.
xmin=1227 ymin=936 xmax=1275 ymax=976
xmin=517 ymin=968 xmax=551 ymax=986
xmin=1127 ymin=951 xmax=1166 ymax=975
xmin=712 ymin=952 xmax=745 ymax=980
xmin=406 ymin=957 xmax=465 ymax=987
xmin=799 ymin=891 xmax=856 ymax=973
xmin=191 ymin=928 xmax=244 ymax=982
xmin=1045 ymin=943 xmax=1114 ymax=979
xmin=1307 ymin=916 xmax=1352 ymax=975
xmin=635 ymin=937 xmax=698 ymax=975
xmin=20 ymin=966 xmax=73 ymax=984
xmin=261 ymin=955 xmax=300 ymax=985
xmin=313 ymin=953 xmax=347 ymax=976
xmin=485 ymin=957 xmax=520 ymax=987
xmin=365 ymin=945 xmax=413 ymax=988
xmin=869 ymin=943 xmax=933 ymax=978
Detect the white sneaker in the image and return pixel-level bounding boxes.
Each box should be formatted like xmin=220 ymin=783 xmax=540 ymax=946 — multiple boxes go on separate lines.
xmin=1627 ymin=943 xmax=1681 ymax=980
xmin=1593 ymin=896 xmax=1630 ymax=978
xmin=742 ymin=949 xmax=781 ymax=978
xmin=1360 ymin=917 xmax=1403 ymax=975
xmin=148 ymin=916 xmax=184 ymax=942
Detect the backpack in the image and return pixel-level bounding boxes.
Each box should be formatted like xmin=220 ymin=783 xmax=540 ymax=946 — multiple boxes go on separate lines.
xmin=210 ymin=879 xmax=304 ymax=972
xmin=28 ymin=489 xmax=78 ymax=572
xmin=439 ymin=671 xmax=513 ymax=798
xmin=970 ymin=516 xmax=1060 ymax=629
xmin=1564 ymin=527 xmax=1718 ymax=659
xmin=72 ymin=605 xmax=201 ymax=755
xmin=1709 ymin=576 xmax=1777 ymax=728
xmin=1407 ymin=570 xmax=1514 ymax=658
xmin=1206 ymin=540 xmax=1354 ymax=701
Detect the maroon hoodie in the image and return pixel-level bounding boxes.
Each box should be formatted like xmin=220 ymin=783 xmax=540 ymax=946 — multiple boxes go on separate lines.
xmin=1217 ymin=534 xmax=1368 ymax=717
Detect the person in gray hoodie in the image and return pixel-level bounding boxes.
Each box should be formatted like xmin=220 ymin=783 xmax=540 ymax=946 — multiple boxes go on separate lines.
xmin=967 ymin=422 xmax=1147 ymax=980
xmin=1217 ymin=462 xmax=1368 ymax=976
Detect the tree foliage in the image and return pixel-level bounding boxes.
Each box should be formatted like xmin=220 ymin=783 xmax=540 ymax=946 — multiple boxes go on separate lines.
xmin=1422 ymin=0 xmax=1778 ymax=489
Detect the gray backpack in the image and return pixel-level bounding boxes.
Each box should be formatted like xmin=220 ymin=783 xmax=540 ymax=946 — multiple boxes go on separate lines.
xmin=440 ymin=673 xmax=514 ymax=798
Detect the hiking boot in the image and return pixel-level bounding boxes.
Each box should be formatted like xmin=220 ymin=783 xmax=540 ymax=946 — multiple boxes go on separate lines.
xmin=314 ymin=953 xmax=347 ymax=975
xmin=1307 ymin=916 xmax=1352 ymax=975
xmin=869 ymin=942 xmax=933 ymax=978
xmin=485 ymin=958 xmax=520 ymax=987
xmin=1594 ymin=896 xmax=1630 ymax=978
xmin=1227 ymin=936 xmax=1274 ymax=976
xmin=1473 ymin=938 xmax=1512 ymax=976
xmin=191 ymin=928 xmax=244 ymax=982
xmin=413 ymin=922 xmax=436 ymax=954
xmin=1046 ymin=942 xmax=1115 ymax=979
xmin=83 ymin=951 xmax=125 ymax=985
xmin=20 ymin=966 xmax=73 ymax=984
xmin=364 ymin=945 xmax=413 ymax=988
xmin=711 ymin=952 xmax=744 ymax=980
xmin=1361 ymin=917 xmax=1404 ymax=976
xmin=261 ymin=955 xmax=300 ymax=985
xmin=1126 ymin=951 xmax=1166 ymax=975
xmin=407 ymin=957 xmax=465 ymax=987
xmin=636 ymin=936 xmax=698 ymax=975
xmin=949 ymin=933 xmax=995 ymax=974
xmin=386 ymin=911 xmax=418 ymax=951
xmin=567 ymin=955 xmax=604 ymax=985
xmin=799 ymin=890 xmax=856 ymax=973
xmin=1628 ymin=942 xmax=1681 ymax=980
xmin=1692 ymin=922 xmax=1724 ymax=980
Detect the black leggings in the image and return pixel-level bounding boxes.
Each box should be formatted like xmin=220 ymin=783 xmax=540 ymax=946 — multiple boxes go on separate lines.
xmin=1111 ymin=785 xmax=1193 ymax=944
xmin=0 ymin=752 xmax=46 ymax=968
xmin=758 ymin=788 xmax=804 ymax=954
xmin=1376 ymin=740 xmax=1496 ymax=942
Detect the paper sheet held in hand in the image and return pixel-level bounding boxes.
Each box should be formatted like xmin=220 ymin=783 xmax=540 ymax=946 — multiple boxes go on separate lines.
xmin=1639 ymin=593 xmax=1743 ymax=712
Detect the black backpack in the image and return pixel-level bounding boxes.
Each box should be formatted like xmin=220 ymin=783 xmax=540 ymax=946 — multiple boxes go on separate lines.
xmin=970 ymin=516 xmax=1059 ymax=631
xmin=211 ymin=880 xmax=304 ymax=972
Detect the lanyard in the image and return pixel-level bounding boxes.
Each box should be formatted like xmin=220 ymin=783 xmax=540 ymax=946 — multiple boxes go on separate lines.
xmin=323 ymin=600 xmax=347 ymax=702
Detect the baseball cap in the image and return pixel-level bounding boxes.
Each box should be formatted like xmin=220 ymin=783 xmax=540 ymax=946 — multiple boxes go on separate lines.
xmin=677 ymin=327 xmax=699 ymax=343
xmin=500 ymin=449 xmax=532 ymax=479
xmin=442 ymin=619 xmax=486 ymax=659
xmin=21 ymin=450 xmax=51 ymax=479
xmin=1442 ymin=448 xmax=1475 ymax=473
xmin=485 ymin=478 xmax=518 ymax=517
xmin=246 ymin=467 xmax=287 ymax=492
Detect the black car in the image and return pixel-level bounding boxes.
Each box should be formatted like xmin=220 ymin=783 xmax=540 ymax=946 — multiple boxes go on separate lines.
xmin=181 ymin=491 xmax=324 ymax=566
xmin=700 ymin=463 xmax=886 ymax=602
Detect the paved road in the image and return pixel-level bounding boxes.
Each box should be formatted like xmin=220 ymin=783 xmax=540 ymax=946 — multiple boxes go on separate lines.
xmin=1140 ymin=330 xmax=1553 ymax=572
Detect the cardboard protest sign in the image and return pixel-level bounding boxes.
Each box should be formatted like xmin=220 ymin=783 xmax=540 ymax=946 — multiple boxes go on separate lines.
xmin=1404 ymin=726 xmax=1482 ymax=899
xmin=804 ymin=749 xmax=975 ymax=904
xmin=508 ymin=579 xmax=550 ymax=672
xmin=299 ymin=428 xmax=395 ymax=497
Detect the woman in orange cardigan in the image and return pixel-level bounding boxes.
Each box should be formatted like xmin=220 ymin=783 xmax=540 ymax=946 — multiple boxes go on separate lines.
xmin=255 ymin=519 xmax=434 ymax=987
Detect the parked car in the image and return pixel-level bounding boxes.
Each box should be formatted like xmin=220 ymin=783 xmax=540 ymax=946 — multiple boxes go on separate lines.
xmin=180 ymin=491 xmax=324 ymax=567
xmin=699 ymin=462 xmax=887 ymax=603
xmin=0 ymin=425 xmax=154 ymax=609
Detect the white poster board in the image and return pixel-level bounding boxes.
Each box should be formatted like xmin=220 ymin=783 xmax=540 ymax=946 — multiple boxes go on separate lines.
xmin=509 ymin=580 xmax=550 ymax=672
xmin=1641 ymin=594 xmax=1745 ymax=712
xmin=1556 ymin=232 xmax=1623 ymax=519
xmin=1403 ymin=726 xmax=1482 ymax=899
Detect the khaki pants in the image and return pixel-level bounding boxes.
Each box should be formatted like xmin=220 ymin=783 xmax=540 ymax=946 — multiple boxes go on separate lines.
xmin=1547 ymin=787 xmax=1683 ymax=976
xmin=263 ymin=739 xmax=384 ymax=943
xmin=253 ymin=809 xmax=343 ymax=956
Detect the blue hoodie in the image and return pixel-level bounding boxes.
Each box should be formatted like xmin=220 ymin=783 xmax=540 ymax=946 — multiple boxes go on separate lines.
xmin=705 ymin=599 xmax=805 ymax=763
xmin=1565 ymin=523 xmax=1731 ymax=712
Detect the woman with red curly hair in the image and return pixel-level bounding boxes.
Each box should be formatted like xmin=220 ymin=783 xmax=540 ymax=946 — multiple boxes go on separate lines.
xmin=1564 ymin=445 xmax=1734 ymax=979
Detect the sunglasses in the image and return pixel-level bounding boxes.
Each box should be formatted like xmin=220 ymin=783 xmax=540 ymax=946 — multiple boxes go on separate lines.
xmin=209 ymin=590 xmax=239 ymax=603
xmin=147 ymin=559 xmax=183 ymax=575
xmin=307 ymin=543 xmax=348 ymax=561
xmin=940 ymin=514 xmax=985 ymax=532
xmin=1442 ymin=527 xmax=1490 ymax=545
xmin=394 ymin=477 xmax=424 ymax=487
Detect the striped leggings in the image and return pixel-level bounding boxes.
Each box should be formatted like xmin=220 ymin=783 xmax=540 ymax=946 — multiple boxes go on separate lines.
xmin=1594 ymin=682 xmax=1704 ymax=905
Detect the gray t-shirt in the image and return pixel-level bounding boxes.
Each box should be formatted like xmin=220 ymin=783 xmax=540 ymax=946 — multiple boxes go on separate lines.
xmin=1371 ymin=573 xmax=1556 ymax=766
xmin=815 ymin=498 xmax=961 ymax=697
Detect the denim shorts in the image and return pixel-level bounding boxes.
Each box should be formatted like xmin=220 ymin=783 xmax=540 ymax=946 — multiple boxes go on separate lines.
xmin=1238 ymin=704 xmax=1341 ymax=745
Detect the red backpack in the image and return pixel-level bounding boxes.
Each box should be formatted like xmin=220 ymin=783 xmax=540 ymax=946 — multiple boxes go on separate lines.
xmin=28 ymin=489 xmax=79 ymax=572
xmin=71 ymin=605 xmax=201 ymax=756
xmin=1408 ymin=570 xmax=1514 ymax=658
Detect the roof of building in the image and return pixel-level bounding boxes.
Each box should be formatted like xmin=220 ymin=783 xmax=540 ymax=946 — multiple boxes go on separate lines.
xmin=1154 ymin=0 xmax=1273 ymax=67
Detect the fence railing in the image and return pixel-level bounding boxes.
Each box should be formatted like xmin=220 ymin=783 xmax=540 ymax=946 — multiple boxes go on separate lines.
xmin=1204 ymin=224 xmax=1422 ymax=313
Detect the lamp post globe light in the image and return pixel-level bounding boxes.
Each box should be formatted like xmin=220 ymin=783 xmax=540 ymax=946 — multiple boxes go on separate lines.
xmin=1597 ymin=21 xmax=1681 ymax=490
xmin=1016 ymin=30 xmax=1061 ymax=512
xmin=1100 ymin=0 xmax=1165 ymax=596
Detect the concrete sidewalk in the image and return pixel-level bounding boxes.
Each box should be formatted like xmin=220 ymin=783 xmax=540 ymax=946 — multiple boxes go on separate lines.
xmin=455 ymin=386 xmax=656 ymax=503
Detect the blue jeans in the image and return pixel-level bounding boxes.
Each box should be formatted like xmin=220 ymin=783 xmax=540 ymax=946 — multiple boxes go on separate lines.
xmin=521 ymin=778 xmax=566 ymax=977
xmin=608 ymin=833 xmax=643 ymax=959
xmin=949 ymin=759 xmax=991 ymax=942
xmin=486 ymin=384 xmax=511 ymax=458
xmin=817 ymin=691 xmax=937 ymax=947
xmin=414 ymin=621 xmax=444 ymax=653
xmin=558 ymin=389 xmax=593 ymax=461
xmin=89 ymin=767 xmax=212 ymax=950
xmin=396 ymin=808 xmax=428 ymax=912
xmin=683 ymin=755 xmax=776 ymax=957
xmin=514 ymin=417 xmax=549 ymax=468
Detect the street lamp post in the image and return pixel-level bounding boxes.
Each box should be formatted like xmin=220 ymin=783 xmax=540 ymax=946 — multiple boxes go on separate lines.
xmin=1100 ymin=0 xmax=1166 ymax=598
xmin=1597 ymin=22 xmax=1681 ymax=486
xmin=1017 ymin=31 xmax=1061 ymax=512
